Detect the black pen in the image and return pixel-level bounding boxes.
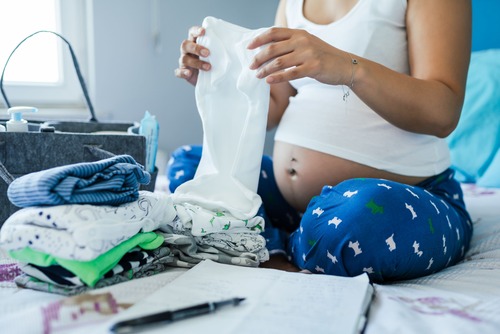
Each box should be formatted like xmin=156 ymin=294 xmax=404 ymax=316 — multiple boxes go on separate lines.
xmin=110 ymin=297 xmax=246 ymax=334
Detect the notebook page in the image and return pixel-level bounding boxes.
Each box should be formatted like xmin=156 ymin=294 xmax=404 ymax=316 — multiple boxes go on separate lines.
xmin=106 ymin=260 xmax=373 ymax=334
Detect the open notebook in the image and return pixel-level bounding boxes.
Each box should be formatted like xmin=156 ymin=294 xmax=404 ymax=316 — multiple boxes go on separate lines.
xmin=106 ymin=260 xmax=374 ymax=334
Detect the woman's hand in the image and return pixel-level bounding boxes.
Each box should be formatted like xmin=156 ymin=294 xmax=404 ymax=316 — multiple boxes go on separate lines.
xmin=247 ymin=27 xmax=351 ymax=86
xmin=174 ymin=26 xmax=212 ymax=86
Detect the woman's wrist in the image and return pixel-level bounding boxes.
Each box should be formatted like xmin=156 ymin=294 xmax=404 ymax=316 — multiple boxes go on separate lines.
xmin=341 ymin=51 xmax=359 ymax=101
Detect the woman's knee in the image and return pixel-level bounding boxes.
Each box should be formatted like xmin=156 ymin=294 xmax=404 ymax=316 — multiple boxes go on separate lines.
xmin=287 ymin=186 xmax=372 ymax=277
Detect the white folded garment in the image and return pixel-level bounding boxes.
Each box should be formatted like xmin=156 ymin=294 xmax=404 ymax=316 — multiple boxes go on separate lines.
xmin=171 ymin=16 xmax=270 ymax=221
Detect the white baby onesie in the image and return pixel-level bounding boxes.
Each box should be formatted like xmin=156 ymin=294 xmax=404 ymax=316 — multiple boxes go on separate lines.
xmin=171 ymin=17 xmax=270 ymax=222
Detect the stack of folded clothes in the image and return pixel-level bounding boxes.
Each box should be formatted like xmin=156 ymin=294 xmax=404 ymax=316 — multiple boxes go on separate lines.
xmin=0 ymin=155 xmax=177 ymax=295
xmin=0 ymin=154 xmax=270 ymax=295
xmin=160 ymin=202 xmax=268 ymax=268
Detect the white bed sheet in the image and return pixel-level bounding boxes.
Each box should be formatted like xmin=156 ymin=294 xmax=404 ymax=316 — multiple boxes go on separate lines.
xmin=0 ymin=182 xmax=499 ymax=333
xmin=367 ymin=184 xmax=500 ymax=334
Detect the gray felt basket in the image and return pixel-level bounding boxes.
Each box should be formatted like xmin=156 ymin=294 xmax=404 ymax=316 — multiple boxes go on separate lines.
xmin=0 ymin=31 xmax=156 ymax=225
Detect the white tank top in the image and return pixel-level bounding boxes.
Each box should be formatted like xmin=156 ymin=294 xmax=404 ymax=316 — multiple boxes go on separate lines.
xmin=274 ymin=0 xmax=450 ymax=177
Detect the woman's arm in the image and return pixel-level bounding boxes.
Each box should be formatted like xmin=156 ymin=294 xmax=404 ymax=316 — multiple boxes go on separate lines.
xmin=249 ymin=0 xmax=472 ymax=138
xmin=355 ymin=0 xmax=472 ymax=138
xmin=267 ymin=0 xmax=297 ymax=131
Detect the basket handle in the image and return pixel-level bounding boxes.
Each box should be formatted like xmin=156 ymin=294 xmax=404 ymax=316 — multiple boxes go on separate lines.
xmin=0 ymin=30 xmax=97 ymax=122
xmin=0 ymin=161 xmax=15 ymax=185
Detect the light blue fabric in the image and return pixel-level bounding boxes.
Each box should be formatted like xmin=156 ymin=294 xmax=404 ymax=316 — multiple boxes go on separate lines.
xmin=446 ymin=49 xmax=500 ymax=187
xmin=478 ymin=149 xmax=500 ymax=188
xmin=7 ymin=155 xmax=151 ymax=207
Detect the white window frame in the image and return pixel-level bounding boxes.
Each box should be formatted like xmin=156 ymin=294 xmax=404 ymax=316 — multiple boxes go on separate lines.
xmin=1 ymin=0 xmax=89 ymax=119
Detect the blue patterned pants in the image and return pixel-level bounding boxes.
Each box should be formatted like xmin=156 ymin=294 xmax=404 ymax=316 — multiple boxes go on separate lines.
xmin=168 ymin=145 xmax=473 ymax=282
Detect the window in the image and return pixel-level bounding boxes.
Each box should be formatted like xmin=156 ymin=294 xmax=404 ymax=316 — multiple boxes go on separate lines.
xmin=0 ymin=0 xmax=88 ymax=118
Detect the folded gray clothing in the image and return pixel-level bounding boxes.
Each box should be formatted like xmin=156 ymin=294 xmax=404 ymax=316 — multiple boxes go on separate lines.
xmin=7 ymin=155 xmax=150 ymax=207
xmin=158 ymin=227 xmax=263 ymax=268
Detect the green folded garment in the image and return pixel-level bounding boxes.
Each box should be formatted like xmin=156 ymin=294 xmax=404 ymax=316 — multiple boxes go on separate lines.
xmin=9 ymin=232 xmax=164 ymax=287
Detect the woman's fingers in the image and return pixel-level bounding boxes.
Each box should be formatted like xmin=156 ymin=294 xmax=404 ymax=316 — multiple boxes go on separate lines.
xmin=247 ymin=27 xmax=291 ymax=50
xmin=249 ymin=39 xmax=294 ymax=70
xmin=248 ymin=28 xmax=293 ymax=70
xmin=255 ymin=52 xmax=300 ymax=79
xmin=182 ymin=28 xmax=210 ymax=58
xmin=178 ymin=52 xmax=211 ymax=72
xmin=175 ymin=25 xmax=212 ymax=85
xmin=188 ymin=26 xmax=204 ymax=41
xmin=174 ymin=67 xmax=192 ymax=80
xmin=248 ymin=28 xmax=309 ymax=76
xmin=248 ymin=27 xmax=346 ymax=85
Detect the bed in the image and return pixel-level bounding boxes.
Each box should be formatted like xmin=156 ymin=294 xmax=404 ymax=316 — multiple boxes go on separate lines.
xmin=1 ymin=3 xmax=500 ymax=333
xmin=0 ymin=181 xmax=499 ymax=333
xmin=366 ymin=184 xmax=500 ymax=333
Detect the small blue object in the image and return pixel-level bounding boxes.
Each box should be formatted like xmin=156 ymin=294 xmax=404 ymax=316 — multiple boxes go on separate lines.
xmin=139 ymin=111 xmax=159 ymax=173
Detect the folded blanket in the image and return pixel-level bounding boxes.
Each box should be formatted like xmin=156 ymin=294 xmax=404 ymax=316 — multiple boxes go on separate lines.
xmin=7 ymin=155 xmax=150 ymax=207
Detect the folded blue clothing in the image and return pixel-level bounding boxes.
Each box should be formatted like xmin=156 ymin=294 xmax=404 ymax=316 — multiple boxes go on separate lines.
xmin=7 ymin=155 xmax=151 ymax=207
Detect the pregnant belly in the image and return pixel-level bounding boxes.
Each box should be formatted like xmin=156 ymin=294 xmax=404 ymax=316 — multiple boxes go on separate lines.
xmin=273 ymin=141 xmax=429 ymax=212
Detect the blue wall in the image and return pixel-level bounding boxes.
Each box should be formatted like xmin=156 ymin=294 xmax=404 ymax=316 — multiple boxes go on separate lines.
xmin=472 ymin=0 xmax=500 ymax=51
